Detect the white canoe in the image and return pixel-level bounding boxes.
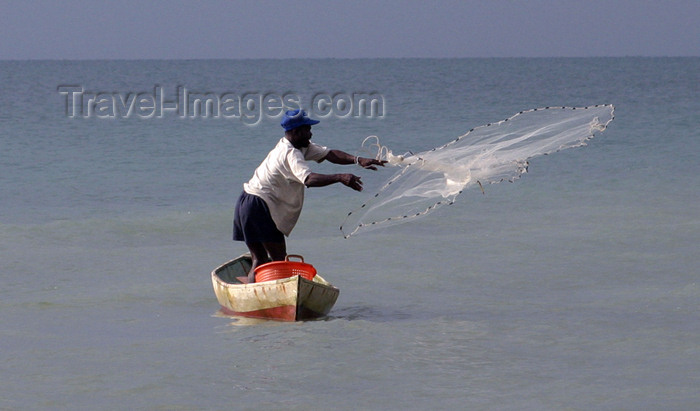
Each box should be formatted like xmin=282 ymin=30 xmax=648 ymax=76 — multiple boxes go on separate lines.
xmin=211 ymin=254 xmax=340 ymax=321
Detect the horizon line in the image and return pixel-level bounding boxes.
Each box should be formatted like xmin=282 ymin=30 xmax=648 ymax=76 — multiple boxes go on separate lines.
xmin=2 ymin=55 xmax=699 ymax=62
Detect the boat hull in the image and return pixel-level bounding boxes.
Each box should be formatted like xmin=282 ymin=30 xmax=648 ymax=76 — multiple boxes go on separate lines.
xmin=211 ymin=255 xmax=339 ymax=321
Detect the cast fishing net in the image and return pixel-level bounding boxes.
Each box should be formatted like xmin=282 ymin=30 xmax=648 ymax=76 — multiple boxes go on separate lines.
xmin=340 ymin=105 xmax=615 ymax=238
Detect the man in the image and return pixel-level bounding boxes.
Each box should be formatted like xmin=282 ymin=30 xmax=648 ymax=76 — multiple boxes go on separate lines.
xmin=233 ymin=109 xmax=385 ymax=282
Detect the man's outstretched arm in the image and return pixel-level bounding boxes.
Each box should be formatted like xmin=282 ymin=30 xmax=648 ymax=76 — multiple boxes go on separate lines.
xmin=305 ymin=173 xmax=364 ymax=191
xmin=323 ymin=150 xmax=387 ymax=170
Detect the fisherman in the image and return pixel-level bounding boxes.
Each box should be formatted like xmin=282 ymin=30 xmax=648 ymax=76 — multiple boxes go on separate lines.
xmin=233 ymin=109 xmax=385 ymax=282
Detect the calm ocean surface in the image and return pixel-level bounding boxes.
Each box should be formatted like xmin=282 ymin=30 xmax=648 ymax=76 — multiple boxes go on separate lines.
xmin=1 ymin=58 xmax=698 ymax=410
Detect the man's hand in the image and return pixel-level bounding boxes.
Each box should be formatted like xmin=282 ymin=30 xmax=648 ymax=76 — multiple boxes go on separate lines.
xmin=357 ymin=157 xmax=387 ymax=170
xmin=339 ymin=174 xmax=363 ymax=191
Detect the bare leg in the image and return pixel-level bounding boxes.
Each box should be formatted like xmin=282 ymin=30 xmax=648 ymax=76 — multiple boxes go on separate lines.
xmin=245 ymin=241 xmax=286 ymax=283
xmin=263 ymin=241 xmax=287 ymax=262
xmin=246 ymin=242 xmax=270 ymax=283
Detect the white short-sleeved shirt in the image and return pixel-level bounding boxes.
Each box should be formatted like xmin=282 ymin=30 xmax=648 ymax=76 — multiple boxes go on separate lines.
xmin=243 ymin=137 xmax=329 ymax=236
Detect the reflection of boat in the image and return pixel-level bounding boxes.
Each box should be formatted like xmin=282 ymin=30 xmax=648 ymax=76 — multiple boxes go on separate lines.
xmin=211 ymin=254 xmax=340 ymax=321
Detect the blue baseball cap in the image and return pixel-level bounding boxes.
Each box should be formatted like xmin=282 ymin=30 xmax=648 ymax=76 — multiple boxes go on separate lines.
xmin=280 ymin=109 xmax=320 ymax=131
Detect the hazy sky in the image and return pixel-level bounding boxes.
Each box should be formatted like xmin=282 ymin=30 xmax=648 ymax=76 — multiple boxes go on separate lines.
xmin=1 ymin=0 xmax=698 ymax=59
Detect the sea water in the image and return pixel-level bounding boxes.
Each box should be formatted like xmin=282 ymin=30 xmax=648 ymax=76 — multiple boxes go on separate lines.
xmin=1 ymin=58 xmax=698 ymax=410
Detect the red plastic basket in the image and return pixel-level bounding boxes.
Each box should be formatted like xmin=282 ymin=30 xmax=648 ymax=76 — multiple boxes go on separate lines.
xmin=254 ymin=254 xmax=317 ymax=282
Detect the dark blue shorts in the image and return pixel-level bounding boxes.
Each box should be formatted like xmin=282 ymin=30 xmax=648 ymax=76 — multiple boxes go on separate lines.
xmin=233 ymin=191 xmax=285 ymax=243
